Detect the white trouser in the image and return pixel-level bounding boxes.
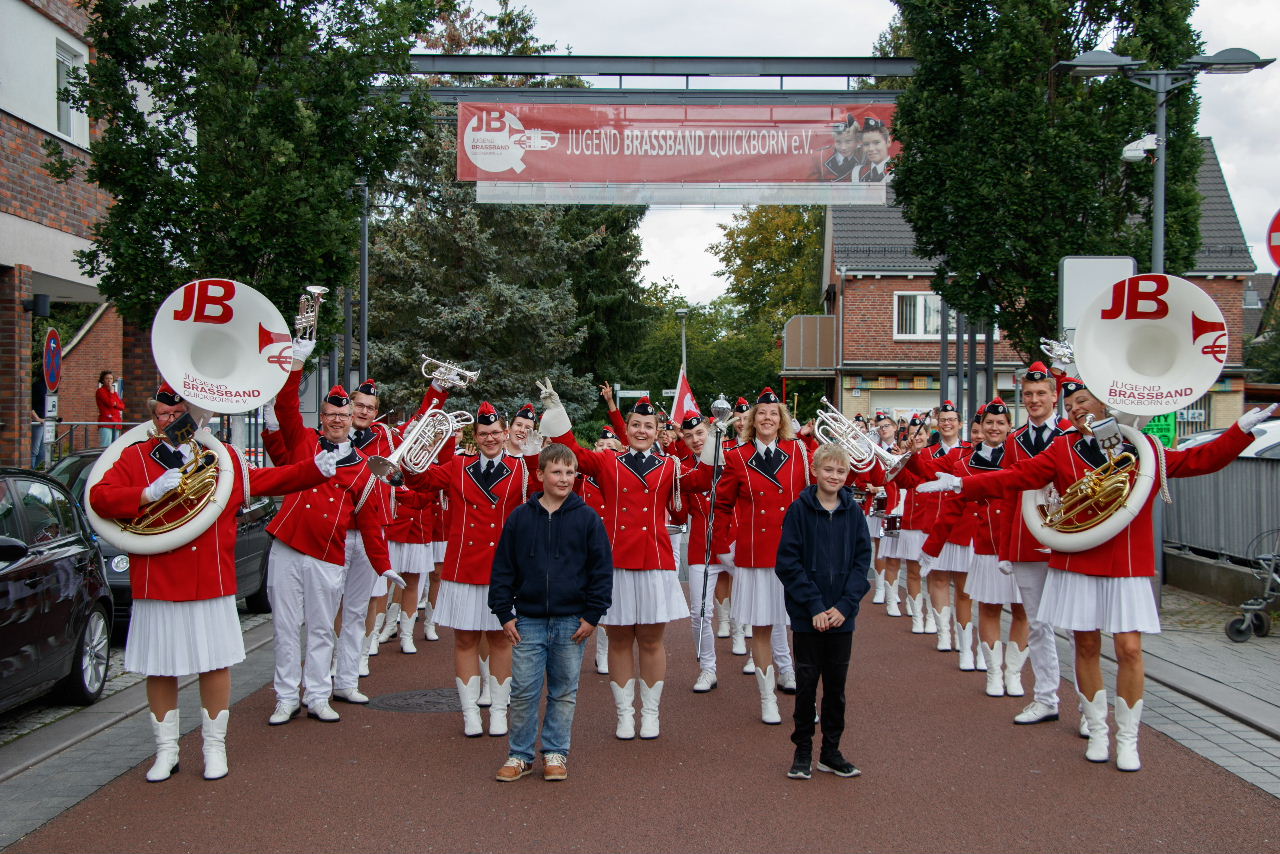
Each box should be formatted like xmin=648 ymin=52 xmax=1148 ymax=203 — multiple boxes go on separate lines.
xmin=268 ymin=540 xmax=345 ymax=706
xmin=335 ymin=531 xmax=378 ymax=691
xmin=769 ymin=622 xmax=793 ymax=674
xmin=688 ymin=563 xmax=722 ymax=672
xmin=1012 ymin=560 xmax=1060 ymax=707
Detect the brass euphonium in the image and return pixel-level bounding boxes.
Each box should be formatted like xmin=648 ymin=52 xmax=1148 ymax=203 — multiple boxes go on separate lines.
xmin=814 ymin=397 xmax=911 ymax=479
xmin=368 ymin=408 xmax=475 ymax=483
xmin=1035 ymin=415 xmax=1137 ymax=534
xmin=294 ymin=286 xmax=328 ymax=340
xmin=120 ymin=442 xmax=221 ymax=534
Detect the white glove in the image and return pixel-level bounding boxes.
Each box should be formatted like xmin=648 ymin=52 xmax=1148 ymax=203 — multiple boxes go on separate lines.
xmin=143 ymin=468 xmax=183 ymax=503
xmin=290 ymin=337 xmax=316 ymax=368
xmin=919 ymin=553 xmax=939 ymax=573
xmin=535 ymin=377 xmax=562 ymax=408
xmin=263 ymin=399 xmax=280 ymax=432
xmin=383 ymin=569 xmax=407 ymax=590
xmin=1238 ymin=403 xmax=1277 ymax=434
xmin=314 ymin=450 xmax=339 ymax=478
xmin=535 ymin=378 xmax=572 ymax=437
xmin=698 ymin=438 xmax=722 ymax=466
xmin=998 ymin=560 xmax=1014 ymax=576
xmin=915 ymin=473 xmax=962 ymax=494
xmin=716 ymin=553 xmax=734 ymax=569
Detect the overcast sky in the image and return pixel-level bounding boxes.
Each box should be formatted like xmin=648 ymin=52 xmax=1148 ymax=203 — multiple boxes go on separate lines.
xmin=473 ymin=0 xmax=1279 ymax=303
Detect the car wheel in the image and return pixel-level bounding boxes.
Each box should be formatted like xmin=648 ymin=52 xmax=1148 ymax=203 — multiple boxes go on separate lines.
xmin=58 ymin=605 xmax=111 ymax=704
xmin=243 ymin=552 xmax=272 ymax=614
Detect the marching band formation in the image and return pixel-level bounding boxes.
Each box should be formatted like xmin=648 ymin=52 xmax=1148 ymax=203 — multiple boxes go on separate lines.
xmin=84 ymin=279 xmax=1277 ymax=784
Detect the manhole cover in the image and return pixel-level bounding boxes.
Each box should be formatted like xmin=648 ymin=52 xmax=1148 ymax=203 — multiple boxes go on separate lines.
xmin=368 ymin=688 xmax=461 ymax=714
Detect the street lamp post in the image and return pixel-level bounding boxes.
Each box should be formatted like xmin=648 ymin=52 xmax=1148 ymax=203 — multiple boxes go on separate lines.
xmin=1056 ymin=48 xmax=1273 ymax=274
xmin=675 ymin=307 xmax=689 ymax=369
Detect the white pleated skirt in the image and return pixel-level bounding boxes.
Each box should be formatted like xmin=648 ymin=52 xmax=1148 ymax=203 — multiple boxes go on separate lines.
xmin=727 ymin=566 xmax=788 ymax=627
xmin=1037 ymin=568 xmax=1160 ymax=634
xmin=124 ymin=595 xmax=245 ymax=677
xmin=964 ymin=553 xmax=1022 ymax=605
xmin=390 ymin=541 xmax=434 ymax=575
xmin=434 ymin=580 xmax=502 ymax=631
xmin=601 ymin=569 xmax=688 ymax=626
xmin=432 ymin=541 xmax=447 ymax=563
xmin=877 ymin=523 xmax=906 ymax=559
xmin=888 ymin=528 xmax=925 ymax=563
xmin=865 ymin=514 xmax=883 ymax=539
xmin=926 ymin=541 xmax=971 ymax=577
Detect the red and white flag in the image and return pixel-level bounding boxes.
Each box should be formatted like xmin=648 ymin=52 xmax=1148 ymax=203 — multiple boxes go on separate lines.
xmin=671 ymin=366 xmax=700 ymax=425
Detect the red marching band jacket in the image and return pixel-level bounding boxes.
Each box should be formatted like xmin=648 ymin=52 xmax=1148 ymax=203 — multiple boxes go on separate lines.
xmin=918 ymin=445 xmax=1013 ymax=559
xmin=407 ymin=443 xmax=531 ymax=585
xmin=897 ymin=441 xmax=970 ymax=536
xmin=711 ymin=436 xmax=815 ymax=569
xmin=90 ymin=438 xmax=328 ymax=602
xmin=551 ymin=431 xmax=714 ymax=571
xmin=962 ymin=424 xmax=1254 ymax=578
xmin=262 ymin=370 xmax=392 ymax=573
xmin=999 ymin=421 xmax=1064 ymax=563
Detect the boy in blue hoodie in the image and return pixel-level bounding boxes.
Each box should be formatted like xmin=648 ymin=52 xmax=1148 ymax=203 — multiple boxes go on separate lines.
xmin=774 ymin=443 xmax=873 ymax=780
xmin=489 ymin=443 xmax=613 ymax=782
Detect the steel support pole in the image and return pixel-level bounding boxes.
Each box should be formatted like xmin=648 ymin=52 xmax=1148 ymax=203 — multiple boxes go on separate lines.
xmin=359 ymin=182 xmax=369 ymax=382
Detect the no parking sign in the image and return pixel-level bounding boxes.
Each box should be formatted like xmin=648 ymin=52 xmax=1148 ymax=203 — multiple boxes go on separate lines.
xmin=42 ymin=328 xmax=62 ymax=393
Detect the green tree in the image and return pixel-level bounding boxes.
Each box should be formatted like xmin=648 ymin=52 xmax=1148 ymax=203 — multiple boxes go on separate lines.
xmin=46 ymin=0 xmax=444 ymax=327
xmin=709 ymin=205 xmax=826 ymax=330
xmin=891 ymin=0 xmax=1203 ymax=358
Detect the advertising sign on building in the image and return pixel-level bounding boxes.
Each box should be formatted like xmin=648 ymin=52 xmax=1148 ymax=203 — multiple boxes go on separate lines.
xmin=457 ymin=103 xmax=898 ymax=205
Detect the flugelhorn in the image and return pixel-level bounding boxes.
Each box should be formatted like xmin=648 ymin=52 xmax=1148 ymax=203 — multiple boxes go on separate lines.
xmin=814 ymin=397 xmax=911 ymax=479
xmin=295 ymin=286 xmax=328 ymax=340
xmin=368 ymin=408 xmax=475 ymax=483
xmin=420 ymin=355 xmax=479 ymax=391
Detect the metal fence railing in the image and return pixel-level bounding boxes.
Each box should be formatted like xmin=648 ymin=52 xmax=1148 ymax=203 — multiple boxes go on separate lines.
xmin=1164 ymin=456 xmax=1280 ymax=563
xmin=32 ymin=413 xmax=267 ymax=469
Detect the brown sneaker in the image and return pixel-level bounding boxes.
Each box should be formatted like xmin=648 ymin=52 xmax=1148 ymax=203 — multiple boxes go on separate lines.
xmin=543 ymin=752 xmax=568 ymax=781
xmin=495 ymin=756 xmax=532 ymax=782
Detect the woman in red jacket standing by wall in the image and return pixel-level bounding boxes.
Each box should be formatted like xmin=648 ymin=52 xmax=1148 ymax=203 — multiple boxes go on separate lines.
xmin=96 ymin=370 xmax=125 ymax=447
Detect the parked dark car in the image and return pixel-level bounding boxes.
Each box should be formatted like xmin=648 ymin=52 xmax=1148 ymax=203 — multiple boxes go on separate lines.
xmin=0 ymin=468 xmax=113 ymax=714
xmin=47 ymin=448 xmax=278 ymax=627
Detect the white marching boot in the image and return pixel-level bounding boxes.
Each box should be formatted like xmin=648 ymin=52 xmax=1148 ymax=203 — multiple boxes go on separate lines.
xmin=639 ymin=680 xmax=664 ymax=739
xmin=1078 ymin=688 xmax=1111 ymax=763
xmin=399 ymin=612 xmax=418 ymax=654
xmin=715 ymin=599 xmax=731 ymax=638
xmin=884 ymin=578 xmax=902 ymax=617
xmin=975 ymin=639 xmax=988 ymax=671
xmin=755 ymin=665 xmax=782 ymax=725
xmin=872 ymin=570 xmax=887 ymax=604
xmin=359 ymin=631 xmax=375 ymax=676
xmin=456 ymin=675 xmax=484 ymax=737
xmin=933 ymin=606 xmax=953 ymax=651
xmin=1004 ymin=643 xmax=1028 ymax=697
xmin=422 ymin=601 xmax=439 ymax=641
xmin=200 ymin=708 xmax=229 ymax=780
xmin=983 ymin=642 xmax=1005 ymax=696
xmin=488 ymin=676 xmax=511 ymax=736
xmin=611 ymin=679 xmax=636 ymax=740
xmin=367 ymin=612 xmax=384 ymax=657
xmin=909 ymin=594 xmax=926 ymax=633
xmin=956 ymin=622 xmax=975 ymax=670
xmin=923 ymin=602 xmax=938 ymax=634
xmin=146 ymin=709 xmax=180 ymax=782
xmin=378 ymin=603 xmax=401 ymax=642
xmin=478 ymin=656 xmax=492 ymax=707
xmin=595 ymin=630 xmax=609 ymax=675
xmin=1114 ymin=696 xmax=1144 ymax=771
xmin=730 ymin=620 xmax=748 ymax=656
xmin=742 ymin=652 xmax=756 ymax=674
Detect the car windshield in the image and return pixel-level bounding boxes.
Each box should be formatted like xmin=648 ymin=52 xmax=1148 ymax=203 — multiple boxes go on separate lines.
xmin=46 ymin=453 xmax=99 ymax=503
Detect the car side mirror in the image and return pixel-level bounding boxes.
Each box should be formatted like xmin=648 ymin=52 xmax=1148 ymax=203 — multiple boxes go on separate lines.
xmin=0 ymin=535 xmax=30 ymax=563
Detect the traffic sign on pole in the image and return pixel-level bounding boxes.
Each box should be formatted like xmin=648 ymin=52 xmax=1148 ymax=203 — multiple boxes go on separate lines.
xmin=42 ymin=328 xmax=62 ymax=393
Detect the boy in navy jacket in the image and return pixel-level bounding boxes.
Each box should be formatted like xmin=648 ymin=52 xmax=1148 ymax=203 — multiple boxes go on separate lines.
xmin=774 ymin=444 xmax=873 ymax=779
xmin=489 ymin=443 xmax=613 ymax=782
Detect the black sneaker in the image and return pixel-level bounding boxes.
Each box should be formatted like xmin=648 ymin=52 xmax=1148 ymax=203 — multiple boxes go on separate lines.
xmin=817 ymin=754 xmax=861 ymax=778
xmin=787 ymin=753 xmax=812 ymax=780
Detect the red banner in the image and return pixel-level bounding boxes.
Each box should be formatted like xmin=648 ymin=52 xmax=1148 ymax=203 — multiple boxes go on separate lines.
xmin=457 ymin=103 xmax=897 ymax=204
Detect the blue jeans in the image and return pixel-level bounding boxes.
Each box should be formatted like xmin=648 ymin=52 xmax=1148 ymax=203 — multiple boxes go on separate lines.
xmin=31 ymin=422 xmax=45 ymax=468
xmin=508 ymin=616 xmax=587 ymax=762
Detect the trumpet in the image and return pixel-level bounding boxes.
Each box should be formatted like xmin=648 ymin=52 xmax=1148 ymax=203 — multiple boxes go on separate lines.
xmin=420 ymin=355 xmax=479 ymax=391
xmin=368 ymin=407 xmax=474 ymax=483
xmin=295 ymin=286 xmax=328 ymax=340
xmin=120 ymin=443 xmax=221 ymax=535
xmin=814 ymin=397 xmax=912 ymax=480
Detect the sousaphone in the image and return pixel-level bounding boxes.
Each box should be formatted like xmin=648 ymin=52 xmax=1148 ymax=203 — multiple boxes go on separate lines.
xmin=85 ymin=279 xmax=296 ymax=555
xmin=1022 ymin=274 xmax=1227 ymax=553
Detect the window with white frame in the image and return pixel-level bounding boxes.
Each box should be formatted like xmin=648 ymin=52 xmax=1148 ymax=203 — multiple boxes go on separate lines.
xmin=55 ymin=42 xmax=81 ymax=138
xmin=894 ymin=292 xmax=999 ymax=341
